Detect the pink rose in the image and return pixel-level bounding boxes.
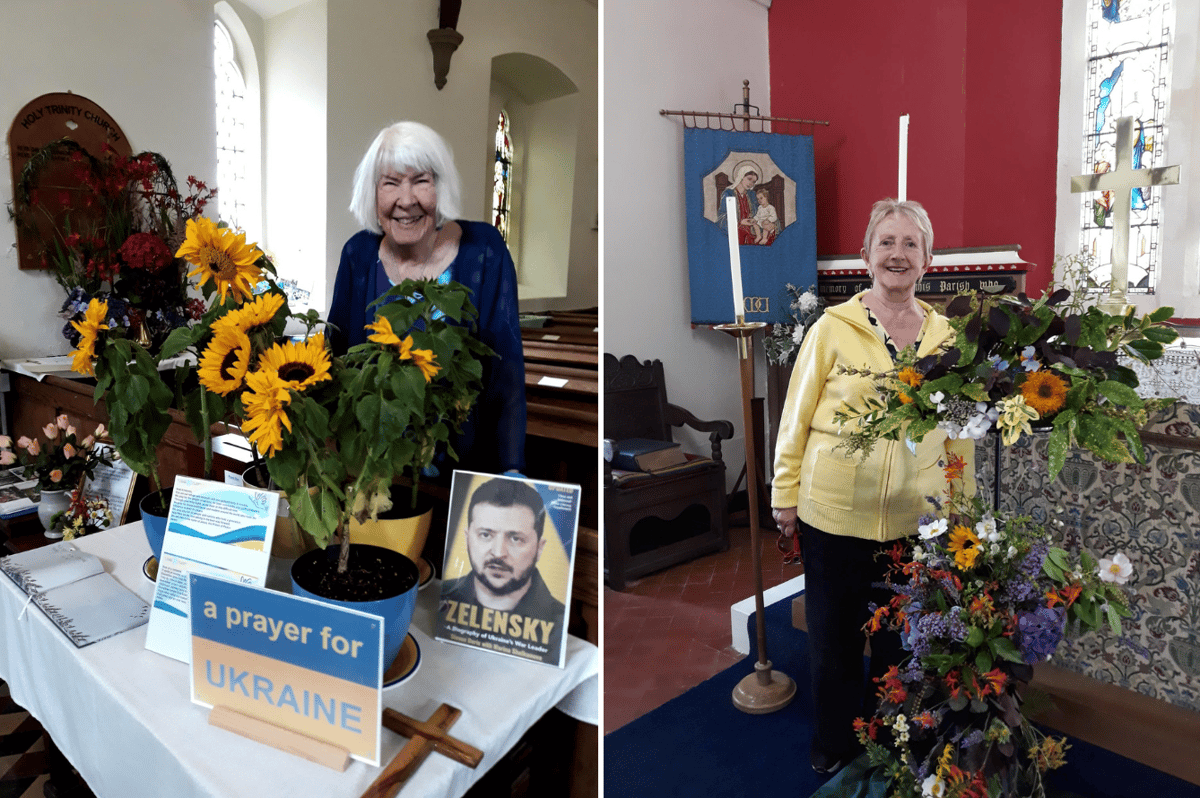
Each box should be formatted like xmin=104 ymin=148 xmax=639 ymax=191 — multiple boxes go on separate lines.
xmin=43 ymin=423 xmax=58 ymax=440
xmin=56 ymin=414 xmax=70 ymax=430
xmin=16 ymin=436 xmax=32 ymax=450
xmin=49 ymin=469 xmax=63 ymax=483
xmin=0 ymin=435 xmax=10 ymax=448
xmin=27 ymin=439 xmax=41 ymax=456
xmin=0 ymin=450 xmax=14 ymax=466
xmin=63 ymin=444 xmax=76 ymax=459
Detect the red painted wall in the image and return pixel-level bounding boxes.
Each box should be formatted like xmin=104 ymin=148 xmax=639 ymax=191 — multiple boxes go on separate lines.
xmin=769 ymin=0 xmax=1062 ymax=296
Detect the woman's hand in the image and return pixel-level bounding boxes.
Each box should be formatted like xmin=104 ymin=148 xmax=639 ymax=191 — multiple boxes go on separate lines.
xmin=772 ymin=507 xmax=799 ymax=538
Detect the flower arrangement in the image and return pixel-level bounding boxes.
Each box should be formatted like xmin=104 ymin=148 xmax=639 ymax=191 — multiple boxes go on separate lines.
xmin=9 ymin=139 xmax=213 ymax=353
xmin=765 ymin=283 xmax=827 ymax=368
xmin=72 ymin=218 xmax=491 ymax=575
xmin=833 ymin=289 xmax=1178 ymax=479
xmin=59 ymin=494 xmax=113 ymax=541
xmin=853 ymin=455 xmax=1132 ymax=797
xmin=0 ymin=415 xmax=111 ymax=491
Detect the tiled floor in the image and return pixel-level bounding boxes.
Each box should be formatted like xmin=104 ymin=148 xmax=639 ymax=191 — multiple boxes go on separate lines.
xmin=0 ymin=680 xmax=49 ymax=798
xmin=602 ymin=517 xmax=801 ymax=734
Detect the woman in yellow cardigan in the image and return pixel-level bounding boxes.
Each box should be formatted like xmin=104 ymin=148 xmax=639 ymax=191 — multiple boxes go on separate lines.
xmin=771 ymin=199 xmax=975 ymax=777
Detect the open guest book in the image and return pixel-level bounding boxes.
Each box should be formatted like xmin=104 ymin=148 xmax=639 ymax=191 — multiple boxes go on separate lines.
xmin=0 ymin=542 xmax=149 ymax=647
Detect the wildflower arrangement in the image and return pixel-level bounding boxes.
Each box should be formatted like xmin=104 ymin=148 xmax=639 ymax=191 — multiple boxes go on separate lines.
xmin=833 ymin=289 xmax=1178 ymax=479
xmin=854 ymin=454 xmax=1132 ymax=797
xmin=0 ymin=415 xmax=111 ymax=492
xmin=765 ymin=283 xmax=827 ymax=368
xmin=58 ymin=493 xmax=113 ymax=541
xmin=9 ymin=138 xmax=213 ymax=353
xmin=72 ymin=219 xmax=491 ymax=574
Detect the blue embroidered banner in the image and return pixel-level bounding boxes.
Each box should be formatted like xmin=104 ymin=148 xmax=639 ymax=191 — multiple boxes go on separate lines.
xmin=684 ymin=128 xmax=817 ymax=325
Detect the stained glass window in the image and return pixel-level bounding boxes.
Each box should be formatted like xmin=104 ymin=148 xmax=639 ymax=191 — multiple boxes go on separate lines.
xmin=215 ymin=20 xmax=248 ymax=231
xmin=1079 ymin=0 xmax=1173 ymax=294
xmin=492 ymin=110 xmax=513 ymax=241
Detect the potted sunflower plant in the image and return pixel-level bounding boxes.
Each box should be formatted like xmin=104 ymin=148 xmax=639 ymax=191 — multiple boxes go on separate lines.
xmin=146 ymin=220 xmax=491 ymax=667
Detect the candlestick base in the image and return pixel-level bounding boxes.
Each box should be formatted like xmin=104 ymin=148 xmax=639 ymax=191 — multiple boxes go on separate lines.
xmin=732 ymin=659 xmax=796 ymax=714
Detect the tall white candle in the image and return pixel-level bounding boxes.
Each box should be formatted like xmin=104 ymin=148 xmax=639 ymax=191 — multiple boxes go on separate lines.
xmin=725 ymin=195 xmax=744 ymax=321
xmin=898 ymin=113 xmax=909 ymax=202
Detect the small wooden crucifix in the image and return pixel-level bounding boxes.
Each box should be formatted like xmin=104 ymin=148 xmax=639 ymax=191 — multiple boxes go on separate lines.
xmin=360 ymin=704 xmax=483 ymax=798
xmin=1070 ymin=115 xmax=1180 ymax=313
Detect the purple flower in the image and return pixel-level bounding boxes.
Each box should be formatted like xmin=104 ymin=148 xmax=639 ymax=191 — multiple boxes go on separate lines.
xmin=1016 ymin=605 xmax=1066 ymax=663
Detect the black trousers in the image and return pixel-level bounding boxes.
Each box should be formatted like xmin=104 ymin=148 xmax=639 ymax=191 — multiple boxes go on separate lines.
xmin=801 ymin=521 xmax=906 ymax=758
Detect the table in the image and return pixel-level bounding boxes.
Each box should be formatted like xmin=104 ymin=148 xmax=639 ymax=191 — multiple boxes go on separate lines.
xmin=0 ymin=523 xmax=599 ymax=798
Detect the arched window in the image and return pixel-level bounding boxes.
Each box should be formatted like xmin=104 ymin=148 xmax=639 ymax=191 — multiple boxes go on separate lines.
xmin=214 ymin=19 xmax=249 ymax=231
xmin=492 ymin=110 xmax=514 ymax=241
xmin=1076 ymin=0 xmax=1173 ymax=295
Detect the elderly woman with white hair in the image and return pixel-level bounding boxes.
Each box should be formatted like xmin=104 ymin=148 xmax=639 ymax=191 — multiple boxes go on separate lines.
xmin=771 ymin=199 xmax=975 ymax=777
xmin=327 ymin=121 xmax=526 ymax=476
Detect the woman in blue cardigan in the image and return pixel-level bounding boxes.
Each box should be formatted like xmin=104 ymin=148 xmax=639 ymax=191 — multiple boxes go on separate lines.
xmin=327 ymin=121 xmax=526 ymax=476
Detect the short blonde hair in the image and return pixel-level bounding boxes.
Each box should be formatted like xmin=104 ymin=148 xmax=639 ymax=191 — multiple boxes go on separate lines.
xmin=348 ymin=121 xmax=463 ymax=231
xmin=862 ymin=199 xmax=934 ymax=260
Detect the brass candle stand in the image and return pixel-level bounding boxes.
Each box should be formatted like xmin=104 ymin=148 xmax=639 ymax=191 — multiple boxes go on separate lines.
xmin=713 ymin=319 xmax=796 ymax=714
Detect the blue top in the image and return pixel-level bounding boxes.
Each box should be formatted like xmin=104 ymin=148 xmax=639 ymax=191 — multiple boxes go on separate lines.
xmin=326 ymin=221 xmax=527 ymax=474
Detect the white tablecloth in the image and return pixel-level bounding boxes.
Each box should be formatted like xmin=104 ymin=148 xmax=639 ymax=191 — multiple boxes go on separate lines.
xmin=0 ymin=523 xmax=598 ymax=798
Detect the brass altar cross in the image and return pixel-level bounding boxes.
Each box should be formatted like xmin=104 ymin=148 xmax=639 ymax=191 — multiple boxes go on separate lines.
xmin=360 ymin=704 xmax=483 ymax=798
xmin=1070 ymin=115 xmax=1180 ymax=313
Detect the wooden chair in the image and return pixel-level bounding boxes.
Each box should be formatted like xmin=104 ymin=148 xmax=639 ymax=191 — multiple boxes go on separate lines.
xmin=603 ymin=354 xmax=733 ymax=591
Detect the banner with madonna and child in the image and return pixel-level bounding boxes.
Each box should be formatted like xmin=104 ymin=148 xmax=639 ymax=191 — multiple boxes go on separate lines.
xmin=683 ymin=128 xmax=817 ymax=325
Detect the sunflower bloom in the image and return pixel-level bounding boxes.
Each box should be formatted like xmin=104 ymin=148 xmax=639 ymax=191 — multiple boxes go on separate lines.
xmin=256 ymin=333 xmax=333 ymax=392
xmin=70 ymin=298 xmax=109 ymax=376
xmin=198 ymin=330 xmax=253 ymax=395
xmin=409 ymin=346 xmax=440 ymax=382
xmin=1021 ymin=370 xmax=1069 ymax=417
xmin=365 ymin=316 xmax=404 ymax=347
xmin=176 ymin=217 xmax=264 ymax=304
xmin=947 ymin=525 xmax=982 ymax=570
xmin=240 ymin=370 xmax=293 ymax=457
xmin=213 ymin=291 xmax=285 ymax=336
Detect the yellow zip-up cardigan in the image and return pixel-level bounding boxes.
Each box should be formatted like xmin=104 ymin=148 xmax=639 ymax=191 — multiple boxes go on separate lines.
xmin=771 ymin=292 xmax=976 ymax=542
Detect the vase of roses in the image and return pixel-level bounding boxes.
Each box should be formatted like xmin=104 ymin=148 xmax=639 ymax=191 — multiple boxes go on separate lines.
xmin=0 ymin=415 xmax=111 ymax=537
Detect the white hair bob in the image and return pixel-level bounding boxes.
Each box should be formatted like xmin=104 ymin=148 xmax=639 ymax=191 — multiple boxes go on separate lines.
xmin=348 ymin=121 xmax=463 ymax=232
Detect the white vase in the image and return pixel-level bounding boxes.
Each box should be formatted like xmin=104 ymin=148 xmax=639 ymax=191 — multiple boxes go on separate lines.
xmin=38 ymin=488 xmax=71 ymax=539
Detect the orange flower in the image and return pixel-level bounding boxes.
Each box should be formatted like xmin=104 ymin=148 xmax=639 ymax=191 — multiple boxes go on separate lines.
xmin=1021 ymin=370 xmax=1069 ymax=416
xmin=943 ymin=451 xmax=967 ymax=483
xmin=981 ymin=668 xmax=1008 ymax=696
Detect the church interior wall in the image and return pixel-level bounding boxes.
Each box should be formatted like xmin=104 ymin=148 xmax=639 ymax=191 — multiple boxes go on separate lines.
xmin=0 ymin=0 xmax=216 ymax=361
xmin=768 ymin=0 xmax=1063 ymax=296
xmin=604 ymin=0 xmax=772 ymax=490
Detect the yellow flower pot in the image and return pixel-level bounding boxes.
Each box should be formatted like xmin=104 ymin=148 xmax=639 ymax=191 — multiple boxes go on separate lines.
xmin=348 ymin=489 xmax=434 ymax=562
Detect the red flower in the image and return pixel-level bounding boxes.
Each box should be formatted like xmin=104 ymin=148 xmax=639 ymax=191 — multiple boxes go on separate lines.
xmin=912 ymin=711 xmax=937 ymax=728
xmin=866 ymin=605 xmax=890 ymax=634
xmin=981 ymin=668 xmax=1008 ymax=696
xmin=119 ymin=232 xmax=174 ymax=273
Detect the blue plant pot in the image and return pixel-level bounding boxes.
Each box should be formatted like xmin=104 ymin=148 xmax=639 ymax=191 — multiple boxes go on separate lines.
xmin=140 ymin=488 xmax=173 ymax=561
xmin=290 ymin=544 xmax=420 ymax=668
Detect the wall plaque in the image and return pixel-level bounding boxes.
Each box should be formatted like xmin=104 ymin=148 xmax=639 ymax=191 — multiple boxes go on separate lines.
xmin=7 ymin=92 xmax=131 ymax=270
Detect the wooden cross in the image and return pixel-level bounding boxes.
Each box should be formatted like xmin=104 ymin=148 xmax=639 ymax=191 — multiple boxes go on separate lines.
xmin=360 ymin=704 xmax=484 ymax=798
xmin=1070 ymin=115 xmax=1180 ymax=313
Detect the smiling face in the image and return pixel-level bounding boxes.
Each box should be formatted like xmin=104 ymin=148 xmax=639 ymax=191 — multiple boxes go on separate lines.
xmin=466 ymin=502 xmax=546 ymax=602
xmin=861 ymin=213 xmax=932 ymax=296
xmin=375 ymin=168 xmax=438 ymax=250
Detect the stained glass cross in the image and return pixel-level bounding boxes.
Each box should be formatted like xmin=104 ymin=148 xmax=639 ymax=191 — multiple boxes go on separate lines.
xmin=1070 ymin=115 xmax=1179 ymax=312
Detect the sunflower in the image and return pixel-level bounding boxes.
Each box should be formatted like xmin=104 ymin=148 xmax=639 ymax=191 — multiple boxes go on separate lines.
xmin=240 ymin=369 xmax=293 ymax=457
xmin=197 ymin=330 xmax=253 ymax=395
xmin=1020 ymin=370 xmax=1069 ymax=417
xmin=175 ymin=217 xmax=264 ymax=304
xmin=409 ymin=345 xmax=440 ymax=382
xmin=947 ymin=524 xmax=982 ymax=570
xmin=213 ymin=291 xmax=285 ymax=337
xmin=365 ymin=316 xmax=404 ymax=347
xmin=256 ymin=333 xmax=333 ymax=392
xmin=69 ymin=298 xmax=109 ymax=377
xmin=896 ymin=366 xmax=923 ymax=405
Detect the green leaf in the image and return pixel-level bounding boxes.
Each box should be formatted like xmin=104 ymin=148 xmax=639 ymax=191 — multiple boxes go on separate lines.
xmin=1096 ymin=380 xmax=1143 ymax=408
xmin=1105 ymin=603 xmax=1124 ymax=635
xmin=1143 ymin=325 xmax=1178 ymax=344
xmin=355 ymin=393 xmax=381 ymax=431
xmin=988 ymin=636 xmax=1025 ymax=664
xmin=966 ymin=626 xmax=985 ymax=648
xmin=1147 ymin=307 xmax=1175 ymax=323
xmin=1047 ymin=421 xmax=1070 ymax=481
xmin=975 ymin=649 xmax=994 ymax=673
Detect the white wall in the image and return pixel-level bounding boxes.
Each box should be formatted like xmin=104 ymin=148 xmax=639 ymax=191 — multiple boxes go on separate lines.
xmin=262 ymin=0 xmax=327 ymax=308
xmin=0 ymin=0 xmax=217 ymax=360
xmin=604 ymin=0 xmax=772 ymax=488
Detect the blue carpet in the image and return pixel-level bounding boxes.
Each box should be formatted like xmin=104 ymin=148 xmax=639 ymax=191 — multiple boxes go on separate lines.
xmin=604 ymin=594 xmax=1200 ymax=798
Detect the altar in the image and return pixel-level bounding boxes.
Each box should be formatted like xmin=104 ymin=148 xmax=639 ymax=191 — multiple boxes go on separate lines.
xmin=0 ymin=523 xmax=598 ymax=798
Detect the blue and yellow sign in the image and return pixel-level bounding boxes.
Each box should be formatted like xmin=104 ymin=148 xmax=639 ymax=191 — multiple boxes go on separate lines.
xmin=189 ymin=575 xmax=384 ymax=765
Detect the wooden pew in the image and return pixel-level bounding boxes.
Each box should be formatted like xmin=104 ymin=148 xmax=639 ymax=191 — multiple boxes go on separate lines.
xmin=522 ymin=310 xmax=598 ymax=450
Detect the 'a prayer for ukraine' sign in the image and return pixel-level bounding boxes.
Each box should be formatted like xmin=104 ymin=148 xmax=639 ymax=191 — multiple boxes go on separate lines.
xmin=189 ymin=574 xmax=384 ymax=765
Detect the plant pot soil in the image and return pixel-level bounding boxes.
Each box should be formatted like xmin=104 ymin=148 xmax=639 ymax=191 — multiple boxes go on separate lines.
xmin=292 ymin=544 xmax=418 ymax=602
